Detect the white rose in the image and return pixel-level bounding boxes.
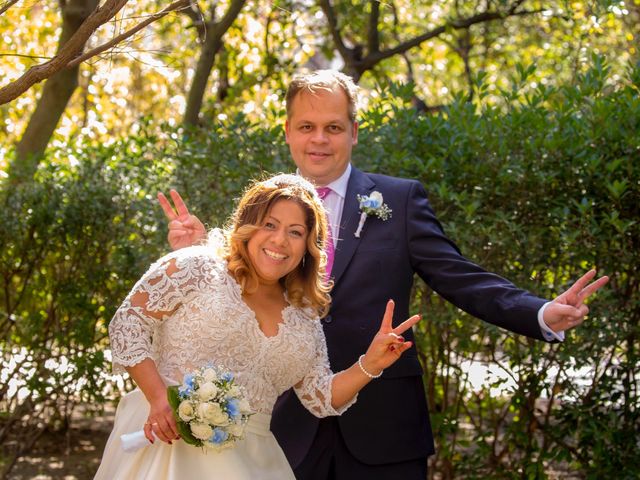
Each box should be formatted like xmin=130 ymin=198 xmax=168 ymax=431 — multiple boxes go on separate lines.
xmin=190 ymin=422 xmax=213 ymax=441
xmin=196 ymin=402 xmax=214 ymax=420
xmin=202 ymin=368 xmax=218 ymax=383
xmin=238 ymin=398 xmax=252 ymax=414
xmin=369 ymin=191 xmax=383 ymax=206
xmin=197 ymin=382 xmax=219 ymax=401
xmin=178 ymin=400 xmax=195 ymax=422
xmin=226 ymin=422 xmax=245 ymax=437
xmin=197 ymin=402 xmax=229 ymax=426
xmin=210 ymin=408 xmax=230 ymax=426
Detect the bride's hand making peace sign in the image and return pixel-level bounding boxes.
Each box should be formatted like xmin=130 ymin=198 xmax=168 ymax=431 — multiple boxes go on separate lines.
xmin=359 ymin=300 xmax=421 ymax=377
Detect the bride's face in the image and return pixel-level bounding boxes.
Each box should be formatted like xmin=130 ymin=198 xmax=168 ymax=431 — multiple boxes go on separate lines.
xmin=246 ymin=199 xmax=309 ymax=285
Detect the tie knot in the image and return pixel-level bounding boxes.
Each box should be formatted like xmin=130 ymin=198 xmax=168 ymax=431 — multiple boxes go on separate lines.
xmin=316 ymin=187 xmax=332 ymax=200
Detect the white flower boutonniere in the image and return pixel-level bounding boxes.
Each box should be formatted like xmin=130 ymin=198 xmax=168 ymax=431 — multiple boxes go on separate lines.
xmin=354 ymin=191 xmax=392 ymax=237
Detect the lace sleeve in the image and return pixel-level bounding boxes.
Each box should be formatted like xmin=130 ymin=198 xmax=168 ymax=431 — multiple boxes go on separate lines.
xmin=108 ymin=248 xmax=214 ymax=373
xmin=294 ymin=319 xmax=358 ymax=418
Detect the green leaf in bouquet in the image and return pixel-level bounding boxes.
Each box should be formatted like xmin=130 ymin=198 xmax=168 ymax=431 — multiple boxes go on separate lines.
xmin=167 ymin=386 xmax=199 ymax=446
xmin=167 ymin=385 xmax=181 ymax=410
xmin=175 ymin=420 xmax=199 ymax=446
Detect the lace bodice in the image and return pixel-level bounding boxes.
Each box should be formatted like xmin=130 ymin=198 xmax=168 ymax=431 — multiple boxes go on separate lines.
xmin=108 ymin=245 xmax=355 ymax=417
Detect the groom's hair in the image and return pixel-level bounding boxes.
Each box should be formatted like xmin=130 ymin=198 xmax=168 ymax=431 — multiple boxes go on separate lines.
xmin=225 ymin=174 xmax=332 ymax=316
xmin=286 ymin=70 xmax=359 ymax=123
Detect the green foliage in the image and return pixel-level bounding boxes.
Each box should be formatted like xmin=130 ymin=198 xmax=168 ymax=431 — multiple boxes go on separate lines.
xmin=1 ymin=57 xmax=638 ymax=477
xmin=359 ymin=56 xmax=639 ymax=477
xmin=0 ymin=127 xmax=175 ymax=472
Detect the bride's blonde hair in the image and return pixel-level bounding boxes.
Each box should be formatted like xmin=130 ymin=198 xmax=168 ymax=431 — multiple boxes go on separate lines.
xmin=224 ymin=174 xmax=332 ymax=317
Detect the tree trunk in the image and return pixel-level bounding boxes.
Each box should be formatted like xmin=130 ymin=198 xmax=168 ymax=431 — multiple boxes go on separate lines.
xmin=182 ymin=0 xmax=246 ymax=126
xmin=183 ymin=27 xmax=225 ymax=126
xmin=10 ymin=0 xmax=99 ymax=184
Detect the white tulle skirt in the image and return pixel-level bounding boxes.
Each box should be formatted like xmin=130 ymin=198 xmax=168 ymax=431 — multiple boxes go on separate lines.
xmin=94 ymin=389 xmax=295 ymax=480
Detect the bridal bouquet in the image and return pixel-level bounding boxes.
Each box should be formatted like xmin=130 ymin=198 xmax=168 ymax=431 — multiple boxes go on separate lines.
xmin=168 ymin=365 xmax=253 ymax=451
xmin=121 ymin=365 xmax=253 ymax=453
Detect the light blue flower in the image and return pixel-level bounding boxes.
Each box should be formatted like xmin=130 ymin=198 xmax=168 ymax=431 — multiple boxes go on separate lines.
xmin=226 ymin=398 xmax=240 ymax=419
xmin=210 ymin=427 xmax=229 ymax=445
xmin=221 ymin=372 xmax=234 ymax=382
xmin=179 ymin=373 xmax=196 ymax=398
xmin=360 ymin=197 xmax=381 ymax=209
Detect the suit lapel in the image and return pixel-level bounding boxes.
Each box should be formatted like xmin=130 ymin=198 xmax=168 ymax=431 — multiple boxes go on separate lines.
xmin=331 ymin=167 xmax=375 ymax=286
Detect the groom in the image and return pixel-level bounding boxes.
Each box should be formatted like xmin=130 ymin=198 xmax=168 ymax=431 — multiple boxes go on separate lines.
xmin=159 ymin=70 xmax=608 ymax=479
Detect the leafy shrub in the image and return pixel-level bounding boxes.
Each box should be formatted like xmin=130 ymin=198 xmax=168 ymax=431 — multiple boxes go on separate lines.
xmin=0 ymin=56 xmax=637 ymax=477
xmin=355 ymin=56 xmax=639 ymax=478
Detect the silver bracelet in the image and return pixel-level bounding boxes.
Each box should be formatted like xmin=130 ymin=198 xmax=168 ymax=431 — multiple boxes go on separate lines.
xmin=358 ymin=354 xmax=383 ymax=379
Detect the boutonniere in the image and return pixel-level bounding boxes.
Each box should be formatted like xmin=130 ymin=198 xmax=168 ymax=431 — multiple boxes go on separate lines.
xmin=354 ymin=191 xmax=392 ymax=237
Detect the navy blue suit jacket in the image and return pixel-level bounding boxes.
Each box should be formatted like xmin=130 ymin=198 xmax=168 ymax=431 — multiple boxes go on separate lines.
xmin=271 ymin=167 xmax=547 ymax=467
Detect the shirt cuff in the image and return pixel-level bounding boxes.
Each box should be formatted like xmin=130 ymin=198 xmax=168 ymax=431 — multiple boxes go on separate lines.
xmin=538 ymin=301 xmax=564 ymax=342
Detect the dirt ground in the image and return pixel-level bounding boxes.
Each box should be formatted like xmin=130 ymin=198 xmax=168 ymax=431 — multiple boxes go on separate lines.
xmin=5 ymin=407 xmax=114 ymax=480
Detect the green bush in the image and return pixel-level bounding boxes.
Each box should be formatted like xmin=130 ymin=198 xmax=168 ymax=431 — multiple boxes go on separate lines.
xmin=355 ymin=56 xmax=639 ymax=478
xmin=0 ymin=130 xmax=175 ymax=472
xmin=0 ymin=56 xmax=637 ymax=477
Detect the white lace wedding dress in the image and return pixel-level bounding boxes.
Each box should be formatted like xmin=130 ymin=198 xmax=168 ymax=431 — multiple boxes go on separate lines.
xmin=94 ymin=240 xmax=355 ymax=479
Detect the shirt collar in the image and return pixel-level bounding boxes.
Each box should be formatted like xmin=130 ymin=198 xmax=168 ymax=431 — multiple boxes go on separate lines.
xmin=295 ymin=164 xmax=351 ymax=200
xmin=323 ymin=164 xmax=351 ymax=199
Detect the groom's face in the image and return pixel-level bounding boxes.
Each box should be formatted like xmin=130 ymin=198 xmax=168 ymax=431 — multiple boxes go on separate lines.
xmin=285 ymin=88 xmax=358 ymax=186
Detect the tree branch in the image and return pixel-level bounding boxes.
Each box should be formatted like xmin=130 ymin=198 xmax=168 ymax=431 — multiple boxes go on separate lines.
xmin=357 ymin=7 xmax=546 ymax=71
xmin=0 ymin=53 xmax=52 ymax=61
xmin=318 ymin=0 xmax=352 ymax=62
xmin=389 ymin=1 xmax=443 ymax=113
xmin=0 ymin=0 xmax=130 ymax=105
xmin=367 ymin=0 xmax=380 ymax=54
xmin=215 ymin=0 xmax=246 ymax=36
xmin=179 ymin=0 xmax=206 ymax=41
xmin=0 ymin=0 xmax=19 ymax=16
xmin=67 ymin=0 xmax=191 ymax=68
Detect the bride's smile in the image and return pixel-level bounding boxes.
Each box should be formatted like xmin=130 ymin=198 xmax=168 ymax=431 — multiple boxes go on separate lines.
xmin=247 ymin=199 xmax=309 ymax=285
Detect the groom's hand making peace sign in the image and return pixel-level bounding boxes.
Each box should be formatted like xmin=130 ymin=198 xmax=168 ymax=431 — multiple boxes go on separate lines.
xmin=543 ymin=269 xmax=609 ymax=333
xmin=158 ymin=189 xmax=207 ymax=250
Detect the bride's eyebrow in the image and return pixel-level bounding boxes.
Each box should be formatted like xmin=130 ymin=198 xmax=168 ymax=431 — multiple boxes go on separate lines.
xmin=267 ymin=214 xmax=306 ymax=230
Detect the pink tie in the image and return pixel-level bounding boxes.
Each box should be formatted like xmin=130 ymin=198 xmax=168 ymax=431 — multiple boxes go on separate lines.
xmin=316 ymin=187 xmax=335 ymax=277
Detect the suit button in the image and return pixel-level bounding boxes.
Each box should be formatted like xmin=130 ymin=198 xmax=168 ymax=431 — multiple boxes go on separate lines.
xmin=323 ymin=315 xmax=333 ymax=324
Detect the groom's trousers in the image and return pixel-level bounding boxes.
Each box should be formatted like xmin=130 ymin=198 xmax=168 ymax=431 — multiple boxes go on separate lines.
xmin=292 ymin=416 xmax=428 ymax=480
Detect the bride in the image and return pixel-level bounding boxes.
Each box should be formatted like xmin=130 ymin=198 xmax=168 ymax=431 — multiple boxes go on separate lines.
xmin=94 ymin=174 xmax=419 ymax=479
